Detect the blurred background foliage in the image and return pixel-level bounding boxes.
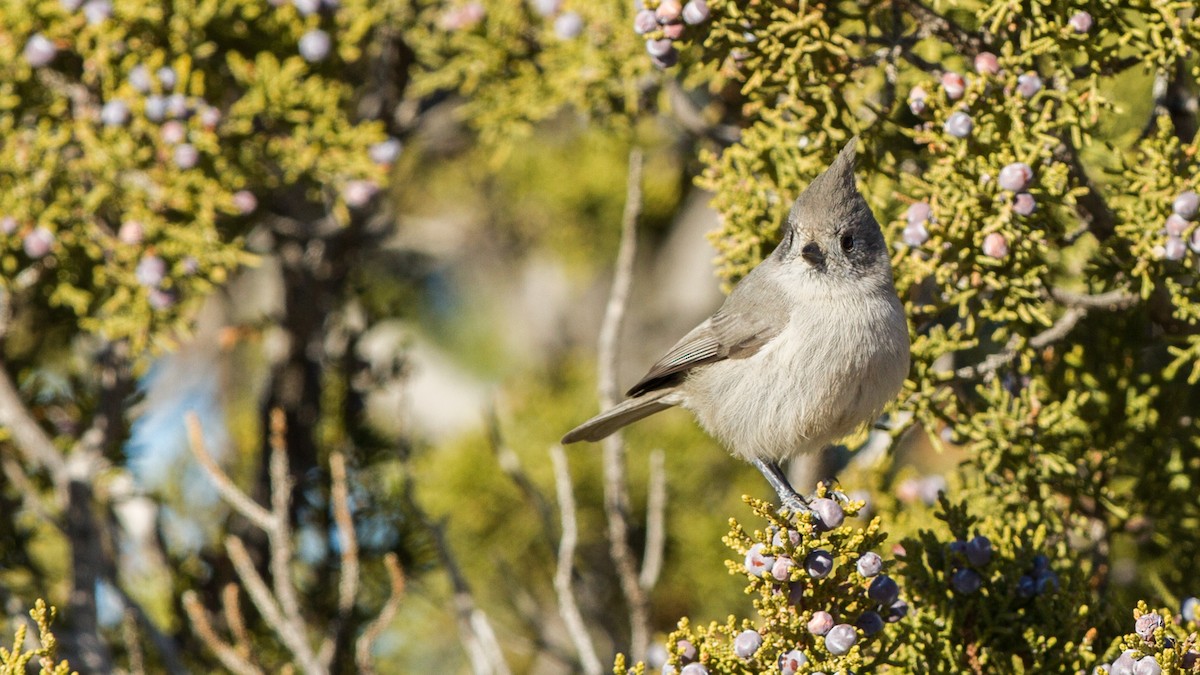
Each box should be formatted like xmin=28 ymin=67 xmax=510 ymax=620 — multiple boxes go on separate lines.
xmin=1 ymin=0 xmax=1200 ymax=673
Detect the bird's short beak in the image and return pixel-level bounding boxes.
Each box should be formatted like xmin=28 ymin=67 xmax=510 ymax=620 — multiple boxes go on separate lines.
xmin=801 ymin=241 xmax=825 ymax=266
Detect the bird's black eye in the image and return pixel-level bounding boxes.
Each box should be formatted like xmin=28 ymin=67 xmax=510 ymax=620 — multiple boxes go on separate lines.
xmin=840 ymin=233 xmax=855 ymax=252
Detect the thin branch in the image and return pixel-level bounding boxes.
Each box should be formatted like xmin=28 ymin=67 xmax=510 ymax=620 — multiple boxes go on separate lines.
xmin=597 ymin=146 xmax=652 ymax=661
xmin=221 ymin=584 xmax=253 ymax=661
xmin=955 ymin=307 xmax=1087 ymax=379
xmin=1052 ymin=136 xmax=1118 ymax=241
xmin=898 ymin=0 xmax=985 ymax=56
xmin=1050 ymin=287 xmax=1139 ymax=311
xmin=184 ymin=413 xmax=274 ymax=531
xmin=355 ymin=553 xmax=406 ymax=673
xmin=182 ymin=590 xmax=265 ymax=675
xmin=121 ymin=609 xmax=146 ymax=675
xmin=318 ymin=451 xmax=360 ymax=667
xmin=226 ymin=535 xmax=325 ymax=675
xmin=0 ymin=452 xmax=60 ymax=529
xmin=265 ymin=409 xmax=304 ymax=633
xmin=639 ymin=449 xmax=667 ymax=591
xmin=0 ymin=357 xmax=69 ymax=501
xmin=549 ymin=446 xmax=603 ymax=675
xmin=113 ymin=583 xmax=188 ymax=675
xmin=484 ymin=406 xmax=555 ymax=547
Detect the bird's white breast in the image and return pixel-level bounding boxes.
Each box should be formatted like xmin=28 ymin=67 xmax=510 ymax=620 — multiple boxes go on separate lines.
xmin=680 ymin=291 xmax=909 ymax=462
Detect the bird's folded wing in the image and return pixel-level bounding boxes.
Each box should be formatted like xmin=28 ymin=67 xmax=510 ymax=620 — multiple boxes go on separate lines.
xmin=625 ymin=309 xmax=782 ymax=396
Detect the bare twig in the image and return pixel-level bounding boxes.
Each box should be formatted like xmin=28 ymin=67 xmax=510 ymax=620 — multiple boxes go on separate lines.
xmin=318 ymin=451 xmax=361 ymax=667
xmin=549 ymin=446 xmax=603 ymax=675
xmin=597 ymin=146 xmax=652 ymax=661
xmin=1052 ymin=136 xmax=1118 ymax=241
xmin=226 ymin=535 xmax=325 ymax=675
xmin=0 ymin=358 xmax=69 ymax=502
xmin=122 ymin=609 xmax=146 ymax=675
xmin=265 ymin=410 xmax=305 ymax=635
xmin=184 ymin=413 xmax=274 ymax=531
xmin=1050 ymin=287 xmax=1140 ymax=310
xmin=955 ymin=307 xmax=1087 ymax=379
xmin=182 ymin=590 xmax=265 ymax=675
xmin=221 ymin=584 xmax=253 ymax=661
xmin=639 ymin=449 xmax=667 ymax=591
xmin=355 ymin=553 xmax=406 ymax=673
xmin=898 ymin=0 xmax=985 ymax=56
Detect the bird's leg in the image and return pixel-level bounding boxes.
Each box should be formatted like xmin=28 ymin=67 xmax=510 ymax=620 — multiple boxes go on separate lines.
xmin=752 ymin=459 xmax=809 ymax=513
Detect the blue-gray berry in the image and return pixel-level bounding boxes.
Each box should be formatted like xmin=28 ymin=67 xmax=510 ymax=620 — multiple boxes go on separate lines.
xmin=950 ymin=568 xmax=982 ymax=594
xmin=733 ymin=629 xmax=761 ymax=659
xmin=1173 ymin=190 xmax=1199 ymax=219
xmin=681 ymin=0 xmax=709 ymax=25
xmin=1109 ymin=652 xmax=1136 ymax=675
xmin=810 ymin=498 xmax=844 ymax=530
xmin=174 ymin=143 xmax=199 ymax=169
xmin=136 ymin=255 xmax=166 ymax=288
xmin=1164 ymin=236 xmax=1187 ymax=261
xmin=943 ymin=111 xmax=973 ymax=138
xmin=856 ymin=552 xmax=883 ymax=577
xmin=83 ymin=0 xmax=112 ymax=24
xmin=1016 ymin=72 xmax=1043 ymax=97
xmin=369 ymin=138 xmax=403 ymax=165
xmin=1034 ymin=569 xmax=1059 ymax=594
xmin=299 ymin=29 xmax=332 ymax=62
xmin=824 ymin=624 xmax=857 ymax=656
xmin=1017 ymin=575 xmax=1036 ymax=598
xmin=868 ymin=575 xmax=900 ymax=605
xmin=1182 ymin=596 xmax=1198 ymax=623
xmin=676 ymin=639 xmax=696 ymax=661
xmin=887 ymin=599 xmax=909 ymax=622
xmin=101 ymin=100 xmax=130 ymax=127
xmin=804 ymin=549 xmax=833 ymax=579
xmin=998 ymin=162 xmax=1034 ymax=191
xmin=856 ymin=611 xmax=884 ymax=636
xmin=144 ymin=95 xmax=167 ymax=122
xmin=129 ymin=65 xmax=153 ymax=93
xmin=903 ymin=222 xmax=929 ymax=247
xmin=1068 ymin=11 xmax=1093 ymax=33
xmin=965 ymin=536 xmax=993 ymax=567
xmin=1134 ymin=656 xmax=1162 ymax=675
xmin=24 ymin=34 xmax=57 ymax=68
xmin=554 ymin=12 xmax=584 ymax=39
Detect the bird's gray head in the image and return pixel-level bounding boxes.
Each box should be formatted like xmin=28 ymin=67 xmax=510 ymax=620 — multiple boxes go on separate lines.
xmin=769 ymin=139 xmax=892 ymax=288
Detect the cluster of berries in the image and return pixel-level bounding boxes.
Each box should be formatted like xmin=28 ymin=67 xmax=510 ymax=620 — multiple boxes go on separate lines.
xmin=944 ymin=535 xmax=993 ymax=594
xmin=1159 ymin=190 xmax=1200 ymax=261
xmin=633 ymin=0 xmax=710 ymax=68
xmin=901 ymin=161 xmax=1035 ymax=260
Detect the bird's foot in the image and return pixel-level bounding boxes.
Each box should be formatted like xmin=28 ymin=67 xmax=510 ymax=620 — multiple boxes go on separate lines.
xmin=778 ymin=491 xmax=810 ymax=515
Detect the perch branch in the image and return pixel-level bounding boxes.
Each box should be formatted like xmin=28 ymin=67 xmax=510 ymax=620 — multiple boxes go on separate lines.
xmin=182 ymin=591 xmax=264 ymax=675
xmin=184 ymin=413 xmax=274 ymax=531
xmin=318 ymin=451 xmax=361 ymax=667
xmin=550 ymin=445 xmax=603 ymax=675
xmin=355 ymin=553 xmax=406 ymax=673
xmin=639 ymin=449 xmax=667 ymax=590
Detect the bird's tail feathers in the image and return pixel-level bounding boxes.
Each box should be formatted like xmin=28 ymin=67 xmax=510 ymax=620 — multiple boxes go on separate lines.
xmin=561 ymin=390 xmax=681 ymax=444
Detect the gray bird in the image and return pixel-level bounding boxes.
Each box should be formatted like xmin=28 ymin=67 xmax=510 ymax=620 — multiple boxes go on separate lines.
xmin=562 ymin=139 xmax=910 ymax=512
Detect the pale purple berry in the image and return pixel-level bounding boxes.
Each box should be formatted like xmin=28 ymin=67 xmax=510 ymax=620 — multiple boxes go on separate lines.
xmin=944 ymin=111 xmax=973 ymax=138
xmin=772 ymin=528 xmax=801 ymax=548
xmin=772 ymin=556 xmax=795 ymax=581
xmin=906 ymin=201 xmax=932 ymax=226
xmin=182 ymin=256 xmax=199 ymax=275
xmin=554 ymin=12 xmax=584 ymax=39
xmin=856 ymin=552 xmax=883 ymax=577
xmin=941 ymin=71 xmax=966 ymax=100
xmin=856 ymin=611 xmax=884 ymax=636
xmin=744 ymin=543 xmax=774 ymax=578
xmin=1012 ymin=192 xmax=1037 ymax=216
xmin=144 ymin=95 xmax=167 ymax=122
xmin=733 ymin=630 xmax=761 ymax=659
xmin=1135 ymin=657 xmax=1162 ymax=675
xmin=293 ymin=0 xmax=320 ymax=15
xmin=908 ymin=86 xmax=928 ymax=115
xmin=136 ymin=255 xmax=167 ymax=287
xmin=1 ymin=216 xmax=18 ymax=234
xmin=982 ymin=232 xmax=1008 ymax=258
xmin=868 ymin=574 xmax=900 ymax=605
xmin=23 ymin=227 xmax=55 ymax=258
xmin=100 ymin=100 xmax=130 ymax=127
xmin=807 ymin=610 xmax=834 ymax=636
xmin=824 ymin=624 xmax=857 ymax=656
xmin=165 ymin=93 xmax=189 ymax=118
xmin=951 ymin=568 xmax=982 ymax=594
xmin=368 ymin=138 xmax=401 ymax=165
xmin=24 ymin=34 xmax=57 ymax=68
xmin=779 ymin=649 xmax=807 ymax=675
xmin=198 ymin=105 xmax=221 ymax=130
xmin=810 ymin=497 xmax=844 ymax=530
xmin=680 ymin=664 xmax=707 ymax=675
xmin=1016 ymin=72 xmax=1043 ymax=98
xmin=343 ymin=179 xmax=379 ymax=207
xmin=903 ymin=222 xmax=929 ymax=247
xmin=299 ymin=29 xmax=332 ymax=62
xmin=1191 ymin=229 xmax=1200 ymax=254
xmin=83 ymin=0 xmax=112 ymax=24
xmin=1165 ymin=213 xmax=1189 ymax=236
xmin=1183 ymin=596 xmax=1199 ymax=622
xmin=634 ymin=9 xmax=658 ymax=34
xmin=918 ymin=474 xmax=946 ymax=504
xmin=646 ymin=38 xmax=673 ymax=57
xmin=61 ymin=0 xmax=85 ymax=10
xmin=118 ymin=220 xmax=144 ymax=244
xmin=1110 ymin=652 xmax=1137 ymax=675
xmin=965 ymin=536 xmax=993 ymax=567
xmin=1164 ymin=235 xmax=1187 ymax=261
xmin=232 ymin=190 xmax=258 ymax=214
xmin=661 ymin=23 xmax=684 ymax=39
xmin=156 ymin=66 xmax=177 ymax=90
xmin=1135 ymin=613 xmax=1163 ymax=640
xmin=174 ymin=143 xmax=199 ymax=169
xmin=161 ymin=120 xmax=186 ymax=144
xmin=1173 ymin=190 xmax=1199 ymax=219
xmin=656 ymin=0 xmax=682 ymax=23
xmin=974 ymin=51 xmax=1000 ymax=76
xmin=998 ymin=162 xmax=1034 ymax=191
xmin=529 ymin=0 xmax=560 ymax=17
xmin=129 ymin=65 xmax=153 ymax=93
xmin=682 ymin=0 xmax=709 ymax=25
xmin=677 ymin=639 xmax=697 ymax=661
xmin=148 ymin=288 xmax=177 ymax=310
xmin=804 ymin=549 xmax=833 ymax=579
xmin=1068 ymin=11 xmax=1093 ymax=34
